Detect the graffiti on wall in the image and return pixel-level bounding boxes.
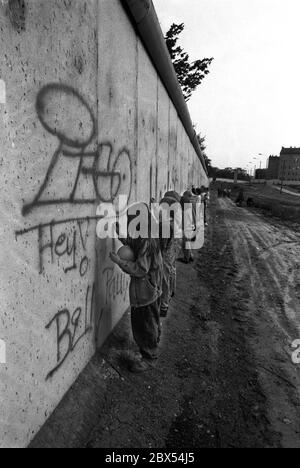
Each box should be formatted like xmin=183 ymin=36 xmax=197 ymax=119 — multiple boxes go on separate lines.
xmin=0 ymin=339 xmax=6 ymax=364
xmin=15 ymin=215 xmax=99 ymax=379
xmin=16 ymin=216 xmax=97 ymax=275
xmin=103 ymin=266 xmax=130 ymax=306
xmin=45 ymin=282 xmax=96 ymax=380
xmin=7 ymin=0 xmax=26 ymax=33
xmin=22 ymin=84 xmax=133 ymax=216
xmin=16 ymin=84 xmax=132 ymax=379
xmin=172 ymin=166 xmax=179 ymax=189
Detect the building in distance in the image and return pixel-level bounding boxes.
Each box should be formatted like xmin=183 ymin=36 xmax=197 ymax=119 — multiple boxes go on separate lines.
xmin=267 ymin=156 xmax=280 ymax=180
xmin=255 ymin=168 xmax=267 ymax=180
xmin=279 ymin=147 xmax=300 ymax=182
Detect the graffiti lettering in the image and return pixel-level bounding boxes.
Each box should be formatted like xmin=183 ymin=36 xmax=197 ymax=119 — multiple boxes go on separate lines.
xmin=16 ymin=217 xmax=100 ymax=275
xmin=17 ymin=83 xmax=134 ymax=380
xmin=22 ymin=84 xmax=132 ymax=216
xmin=103 ymin=267 xmax=130 ymax=305
xmin=45 ymin=283 xmax=95 ymax=380
xmin=8 ymin=0 xmax=26 ymax=33
xmin=0 ymin=339 xmax=6 ymax=364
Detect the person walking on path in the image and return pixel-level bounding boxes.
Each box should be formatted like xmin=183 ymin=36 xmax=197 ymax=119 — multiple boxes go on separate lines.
xmin=236 ymin=188 xmax=245 ymax=207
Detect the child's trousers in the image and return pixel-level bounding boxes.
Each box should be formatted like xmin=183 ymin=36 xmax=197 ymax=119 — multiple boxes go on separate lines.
xmin=131 ymin=299 xmax=161 ymax=360
xmin=183 ymin=239 xmax=194 ymax=263
xmin=161 ymin=269 xmax=176 ymax=317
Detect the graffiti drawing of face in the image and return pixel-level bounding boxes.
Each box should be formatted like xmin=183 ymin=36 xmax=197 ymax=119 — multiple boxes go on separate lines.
xmin=22 ymin=83 xmax=132 ymax=217
xmin=36 ymin=84 xmax=97 ymax=149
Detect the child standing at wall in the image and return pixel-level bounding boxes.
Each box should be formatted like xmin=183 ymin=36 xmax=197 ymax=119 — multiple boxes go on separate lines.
xmin=110 ymin=203 xmax=163 ymax=373
xmin=159 ymin=191 xmax=182 ymax=318
xmin=201 ymin=186 xmax=209 ymax=227
xmin=180 ymin=190 xmax=197 ymax=263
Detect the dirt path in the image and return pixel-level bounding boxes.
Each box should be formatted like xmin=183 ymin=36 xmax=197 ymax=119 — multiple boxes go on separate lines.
xmin=273 ymin=186 xmax=300 ymax=197
xmin=84 ymin=195 xmax=300 ymax=448
xmin=217 ymin=197 xmax=300 ymax=446
xmin=31 ymin=194 xmax=300 ymax=448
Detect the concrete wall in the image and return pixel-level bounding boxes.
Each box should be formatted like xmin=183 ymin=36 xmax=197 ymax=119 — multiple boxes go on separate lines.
xmin=0 ymin=0 xmax=208 ymax=448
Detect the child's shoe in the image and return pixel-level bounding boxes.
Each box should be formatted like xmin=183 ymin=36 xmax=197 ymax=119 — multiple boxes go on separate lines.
xmin=160 ymin=307 xmax=168 ymax=318
xmin=129 ymin=358 xmax=157 ymax=373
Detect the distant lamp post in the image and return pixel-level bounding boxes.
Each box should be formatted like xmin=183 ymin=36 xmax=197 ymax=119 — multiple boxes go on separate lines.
xmin=252 ymin=153 xmax=267 ymax=180
xmin=252 ymin=158 xmax=257 ymax=180
xmin=256 ymin=153 xmax=267 ymax=171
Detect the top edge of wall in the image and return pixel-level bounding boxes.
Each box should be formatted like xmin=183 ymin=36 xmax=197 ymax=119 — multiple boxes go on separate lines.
xmin=121 ymin=0 xmax=208 ymax=176
xmin=124 ymin=0 xmax=151 ymax=23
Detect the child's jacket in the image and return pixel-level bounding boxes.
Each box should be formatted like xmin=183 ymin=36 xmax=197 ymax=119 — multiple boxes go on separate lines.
xmin=118 ymin=239 xmax=163 ymax=308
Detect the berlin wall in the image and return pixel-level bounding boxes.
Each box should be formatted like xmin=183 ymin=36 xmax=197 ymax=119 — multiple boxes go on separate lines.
xmin=0 ymin=0 xmax=208 ymax=448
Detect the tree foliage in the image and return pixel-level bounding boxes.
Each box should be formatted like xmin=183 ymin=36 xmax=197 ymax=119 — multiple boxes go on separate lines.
xmin=165 ymin=23 xmax=214 ymax=101
xmin=210 ymin=167 xmax=250 ymax=181
xmin=196 ymin=135 xmax=249 ymax=181
xmin=197 ymin=133 xmax=212 ymax=174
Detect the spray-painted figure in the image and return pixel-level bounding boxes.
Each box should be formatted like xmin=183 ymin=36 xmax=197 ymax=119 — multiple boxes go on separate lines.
xmin=22 ymin=84 xmax=132 ymax=216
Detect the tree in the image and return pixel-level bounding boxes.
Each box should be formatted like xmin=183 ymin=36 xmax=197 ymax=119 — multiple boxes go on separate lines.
xmin=165 ymin=23 xmax=214 ymax=101
xmin=210 ymin=167 xmax=249 ymax=181
xmin=197 ymin=133 xmax=212 ymax=174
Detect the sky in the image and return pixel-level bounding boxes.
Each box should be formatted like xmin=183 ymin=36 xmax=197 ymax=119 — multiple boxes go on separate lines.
xmin=153 ymin=0 xmax=300 ymax=170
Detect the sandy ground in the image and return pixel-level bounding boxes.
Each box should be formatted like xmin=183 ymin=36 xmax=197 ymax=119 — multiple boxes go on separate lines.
xmin=31 ymin=194 xmax=300 ymax=448
xmin=217 ymin=197 xmax=300 ymax=447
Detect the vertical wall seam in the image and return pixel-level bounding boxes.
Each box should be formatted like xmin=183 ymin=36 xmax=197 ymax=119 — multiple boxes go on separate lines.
xmin=135 ymin=34 xmax=139 ymax=201
xmin=94 ymin=0 xmax=100 ymax=349
xmin=175 ymin=113 xmax=178 ymax=190
xmin=167 ymin=100 xmax=170 ymax=190
xmin=134 ymin=32 xmax=139 ymax=201
xmin=155 ymin=73 xmax=159 ymax=199
xmin=96 ymin=0 xmax=99 ymax=146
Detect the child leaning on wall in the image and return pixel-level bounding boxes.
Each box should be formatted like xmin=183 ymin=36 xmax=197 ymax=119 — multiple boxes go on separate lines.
xmin=159 ymin=191 xmax=182 ymax=318
xmin=110 ymin=202 xmax=163 ymax=374
xmin=200 ymin=186 xmax=209 ymax=227
xmin=180 ymin=190 xmax=197 ymax=264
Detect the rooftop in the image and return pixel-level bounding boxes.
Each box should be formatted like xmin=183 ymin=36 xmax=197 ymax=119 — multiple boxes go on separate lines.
xmin=281 ymin=147 xmax=300 ymax=155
